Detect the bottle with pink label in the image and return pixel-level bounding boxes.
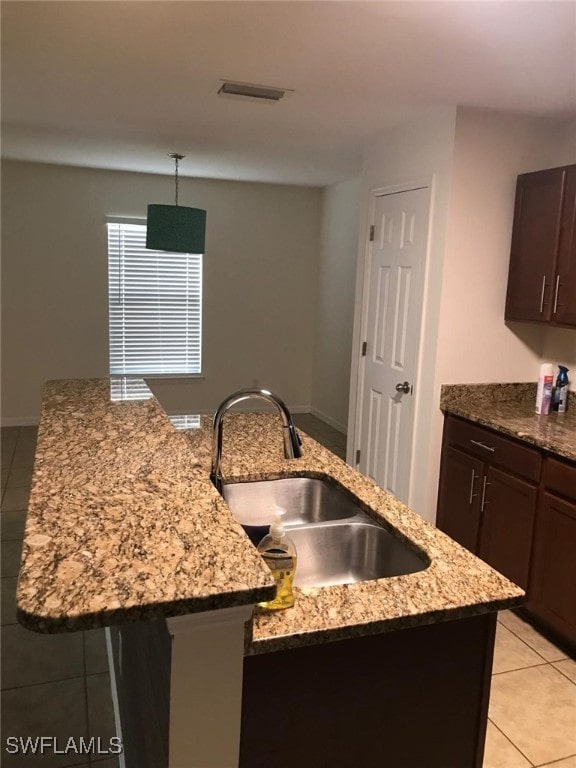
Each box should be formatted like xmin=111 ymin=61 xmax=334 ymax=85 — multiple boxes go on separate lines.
xmin=535 ymin=363 xmax=554 ymax=415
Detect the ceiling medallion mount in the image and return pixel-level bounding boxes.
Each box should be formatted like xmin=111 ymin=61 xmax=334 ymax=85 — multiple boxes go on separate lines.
xmin=218 ymin=80 xmax=293 ymax=102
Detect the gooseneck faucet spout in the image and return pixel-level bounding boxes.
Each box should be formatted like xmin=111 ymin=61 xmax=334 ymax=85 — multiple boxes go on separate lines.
xmin=210 ymin=388 xmax=303 ymax=494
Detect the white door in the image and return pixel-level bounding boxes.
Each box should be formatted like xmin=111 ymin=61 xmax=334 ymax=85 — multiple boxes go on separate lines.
xmin=356 ymin=186 xmax=430 ymax=503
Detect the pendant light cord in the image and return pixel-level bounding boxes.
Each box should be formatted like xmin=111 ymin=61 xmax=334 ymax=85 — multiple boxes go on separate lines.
xmin=175 ymin=156 xmax=179 ymax=206
xmin=169 ymin=152 xmax=185 ymax=207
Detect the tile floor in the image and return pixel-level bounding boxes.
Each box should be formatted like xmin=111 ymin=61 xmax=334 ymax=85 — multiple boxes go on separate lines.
xmin=2 ymin=419 xmax=575 ymax=768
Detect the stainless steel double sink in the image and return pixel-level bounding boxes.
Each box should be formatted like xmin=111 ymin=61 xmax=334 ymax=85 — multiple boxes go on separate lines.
xmin=222 ymin=477 xmax=428 ymax=588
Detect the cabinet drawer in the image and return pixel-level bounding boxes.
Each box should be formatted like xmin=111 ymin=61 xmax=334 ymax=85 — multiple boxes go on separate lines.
xmin=544 ymin=457 xmax=576 ymax=501
xmin=444 ymin=416 xmax=542 ymax=482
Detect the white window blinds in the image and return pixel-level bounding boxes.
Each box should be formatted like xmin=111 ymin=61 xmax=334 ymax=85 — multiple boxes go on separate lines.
xmin=107 ymin=221 xmax=202 ymax=375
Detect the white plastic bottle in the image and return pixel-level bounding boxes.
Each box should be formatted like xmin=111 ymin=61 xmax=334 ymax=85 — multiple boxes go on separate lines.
xmin=536 ymin=363 xmax=554 ymax=415
xmin=257 ymin=511 xmax=297 ymax=611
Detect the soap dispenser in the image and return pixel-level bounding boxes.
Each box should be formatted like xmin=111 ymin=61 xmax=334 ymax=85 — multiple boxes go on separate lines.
xmin=257 ymin=510 xmax=297 ymax=611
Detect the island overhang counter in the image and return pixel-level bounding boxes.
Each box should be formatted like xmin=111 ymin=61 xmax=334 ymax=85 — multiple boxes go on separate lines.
xmin=16 ymin=378 xmax=524 ymax=768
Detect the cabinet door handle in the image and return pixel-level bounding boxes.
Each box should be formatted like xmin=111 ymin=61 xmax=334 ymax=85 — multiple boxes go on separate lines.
xmin=553 ymin=274 xmax=560 ymax=314
xmin=470 ymin=439 xmax=495 ymax=453
xmin=469 ymin=470 xmax=478 ymax=505
xmin=480 ymin=476 xmax=491 ymax=512
xmin=539 ymin=275 xmax=546 ymax=313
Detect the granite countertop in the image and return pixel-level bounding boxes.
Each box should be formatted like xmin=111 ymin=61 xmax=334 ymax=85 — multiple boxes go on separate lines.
xmin=16 ymin=379 xmax=276 ymax=633
xmin=18 ymin=378 xmax=523 ymax=653
xmin=440 ymin=383 xmax=576 ymax=463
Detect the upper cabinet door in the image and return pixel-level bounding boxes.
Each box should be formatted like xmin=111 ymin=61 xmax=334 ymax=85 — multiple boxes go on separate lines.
xmin=554 ymin=165 xmax=576 ymax=327
xmin=505 ymin=167 xmax=566 ymax=323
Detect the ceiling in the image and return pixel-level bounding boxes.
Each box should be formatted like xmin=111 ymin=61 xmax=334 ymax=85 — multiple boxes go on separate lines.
xmin=2 ymin=1 xmax=575 ymax=186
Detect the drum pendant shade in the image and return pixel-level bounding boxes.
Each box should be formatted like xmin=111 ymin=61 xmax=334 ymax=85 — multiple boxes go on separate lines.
xmin=146 ymin=204 xmax=206 ymax=254
xmin=146 ymin=153 xmax=206 ymax=254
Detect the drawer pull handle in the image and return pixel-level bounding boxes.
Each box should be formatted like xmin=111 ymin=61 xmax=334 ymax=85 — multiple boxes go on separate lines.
xmin=469 ymin=470 xmax=478 ymax=505
xmin=470 ymin=439 xmax=495 ymax=453
xmin=481 ymin=477 xmax=491 ymax=512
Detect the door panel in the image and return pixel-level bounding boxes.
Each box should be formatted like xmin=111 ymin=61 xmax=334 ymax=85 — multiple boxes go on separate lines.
xmin=477 ymin=467 xmax=537 ymax=590
xmin=437 ymin=446 xmax=484 ymax=553
xmin=505 ymin=168 xmax=565 ymax=322
xmin=373 ymin=265 xmax=390 ymax=362
xmin=357 ymin=187 xmax=429 ymax=502
xmin=554 ymin=165 xmax=576 ymax=326
xmin=367 ymin=389 xmax=382 ymax=480
xmin=392 ymin=266 xmax=411 ymax=368
xmin=528 ymin=492 xmax=576 ymax=644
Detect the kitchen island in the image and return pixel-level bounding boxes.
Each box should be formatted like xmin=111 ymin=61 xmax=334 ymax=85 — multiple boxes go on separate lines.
xmin=17 ymin=378 xmax=523 ymax=768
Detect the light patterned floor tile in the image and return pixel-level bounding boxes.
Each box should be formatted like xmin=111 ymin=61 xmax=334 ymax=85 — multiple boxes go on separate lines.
xmin=489 ymin=664 xmax=576 ymax=766
xmin=537 ymin=757 xmax=576 ymax=767
xmin=493 ymin=623 xmax=547 ymax=674
xmin=483 ymin=721 xmax=532 ymax=767
xmin=553 ymin=658 xmax=576 ymax=685
xmin=498 ymin=611 xmax=568 ymax=662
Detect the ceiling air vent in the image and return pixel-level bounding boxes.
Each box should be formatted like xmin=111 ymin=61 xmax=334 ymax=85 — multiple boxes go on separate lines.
xmin=218 ymin=80 xmax=288 ymax=102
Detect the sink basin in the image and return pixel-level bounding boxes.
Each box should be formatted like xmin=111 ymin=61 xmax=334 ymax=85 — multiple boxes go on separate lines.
xmin=288 ymin=521 xmax=428 ymax=588
xmin=222 ymin=476 xmax=429 ymax=586
xmin=222 ymin=476 xmax=360 ymax=527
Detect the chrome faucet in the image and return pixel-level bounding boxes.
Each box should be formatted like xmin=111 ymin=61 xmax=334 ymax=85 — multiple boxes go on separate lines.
xmin=210 ymin=388 xmax=303 ymax=494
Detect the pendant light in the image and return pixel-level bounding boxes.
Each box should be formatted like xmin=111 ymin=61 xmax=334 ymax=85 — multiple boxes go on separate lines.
xmin=146 ymin=153 xmax=206 ymax=254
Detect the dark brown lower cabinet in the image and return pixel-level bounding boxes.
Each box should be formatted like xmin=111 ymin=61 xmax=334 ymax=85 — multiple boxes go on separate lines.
xmin=438 ymin=415 xmax=576 ymax=650
xmin=527 ymin=492 xmax=576 ymax=645
xmin=437 ymin=445 xmax=483 ymax=553
xmin=437 ymin=417 xmax=538 ymax=589
xmin=478 ymin=466 xmax=537 ymax=590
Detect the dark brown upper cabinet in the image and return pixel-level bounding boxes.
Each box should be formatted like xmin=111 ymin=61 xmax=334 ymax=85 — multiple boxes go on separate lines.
xmin=505 ymin=164 xmax=576 ymax=328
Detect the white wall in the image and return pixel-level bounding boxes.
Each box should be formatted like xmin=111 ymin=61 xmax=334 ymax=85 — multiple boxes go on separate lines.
xmin=1 ymin=161 xmax=322 ymax=422
xmin=437 ymin=109 xmax=576 ymax=387
xmin=310 ymin=179 xmax=361 ymax=432
xmin=348 ymin=107 xmax=458 ymax=521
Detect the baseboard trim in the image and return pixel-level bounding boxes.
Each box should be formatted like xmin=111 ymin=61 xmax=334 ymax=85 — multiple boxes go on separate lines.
xmin=286 ymin=405 xmax=311 ymax=414
xmin=309 ymin=407 xmax=347 ymax=434
xmin=1 ymin=416 xmax=40 ymax=427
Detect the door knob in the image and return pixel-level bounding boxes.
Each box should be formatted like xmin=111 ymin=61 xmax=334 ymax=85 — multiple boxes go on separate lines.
xmin=395 ymin=381 xmax=411 ymax=394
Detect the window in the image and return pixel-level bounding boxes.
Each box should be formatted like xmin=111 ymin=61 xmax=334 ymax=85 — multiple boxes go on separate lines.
xmin=107 ymin=219 xmax=202 ymax=376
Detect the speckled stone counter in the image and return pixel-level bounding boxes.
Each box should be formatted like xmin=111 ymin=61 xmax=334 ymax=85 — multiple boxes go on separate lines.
xmin=441 ymin=383 xmax=576 ymax=463
xmin=17 ymin=379 xmax=276 ymax=633
xmin=18 ymin=378 xmax=523 ymax=654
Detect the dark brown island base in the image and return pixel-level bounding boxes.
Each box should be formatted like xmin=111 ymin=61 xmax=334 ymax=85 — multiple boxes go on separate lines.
xmin=114 ymin=612 xmax=496 ymax=768
xmin=242 ymin=614 xmax=495 ymax=768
